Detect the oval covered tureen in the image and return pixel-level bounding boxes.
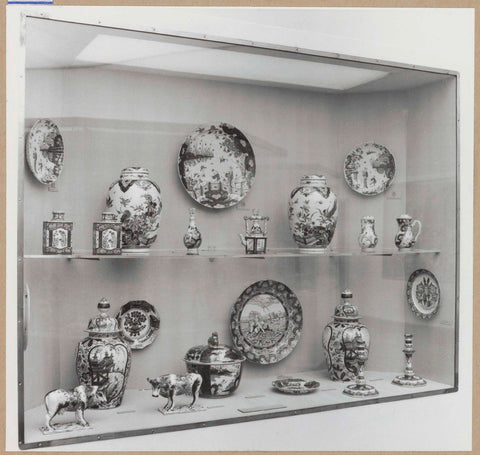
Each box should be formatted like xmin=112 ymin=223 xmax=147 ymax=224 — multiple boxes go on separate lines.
xmin=184 ymin=332 xmax=246 ymax=397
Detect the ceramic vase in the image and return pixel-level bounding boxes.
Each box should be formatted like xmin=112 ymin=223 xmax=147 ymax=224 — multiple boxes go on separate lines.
xmin=183 ymin=208 xmax=202 ymax=255
xmin=288 ymin=175 xmax=338 ymax=253
xmin=322 ymin=289 xmax=370 ymax=381
xmin=358 ymin=216 xmax=378 ymax=251
xmin=394 ymin=214 xmax=422 ymax=250
xmin=76 ymin=298 xmax=132 ymax=409
xmin=106 ymin=167 xmax=162 ymax=253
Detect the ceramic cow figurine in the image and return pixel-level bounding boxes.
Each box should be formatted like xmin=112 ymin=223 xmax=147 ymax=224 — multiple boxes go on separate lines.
xmin=43 ymin=384 xmax=106 ymax=432
xmin=147 ymin=373 xmax=202 ymax=413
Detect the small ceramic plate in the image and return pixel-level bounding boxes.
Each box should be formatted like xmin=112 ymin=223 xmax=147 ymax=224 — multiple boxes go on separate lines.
xmin=344 ymin=142 xmax=395 ymax=196
xmin=116 ymin=300 xmax=160 ymax=349
xmin=230 ymin=280 xmax=303 ymax=364
xmin=178 ymin=123 xmax=256 ymax=209
xmin=406 ymin=269 xmax=440 ymax=319
xmin=272 ymin=378 xmax=320 ymax=395
xmin=26 ymin=119 xmax=64 ymax=184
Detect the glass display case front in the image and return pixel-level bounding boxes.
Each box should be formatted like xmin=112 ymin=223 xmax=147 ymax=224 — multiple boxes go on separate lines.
xmin=17 ymin=15 xmax=458 ymax=449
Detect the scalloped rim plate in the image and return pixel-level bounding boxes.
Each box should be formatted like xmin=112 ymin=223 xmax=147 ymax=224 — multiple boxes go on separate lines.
xmin=230 ymin=280 xmax=303 ymax=365
xmin=116 ymin=300 xmax=160 ymax=349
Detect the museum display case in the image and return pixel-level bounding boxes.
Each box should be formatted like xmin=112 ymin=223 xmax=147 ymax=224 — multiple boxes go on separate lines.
xmin=16 ymin=14 xmax=459 ymax=449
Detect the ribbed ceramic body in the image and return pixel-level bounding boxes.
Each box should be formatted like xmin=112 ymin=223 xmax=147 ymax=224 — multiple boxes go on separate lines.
xmin=76 ymin=299 xmax=132 ymax=408
xmin=358 ymin=216 xmax=378 ymax=250
xmin=322 ymin=290 xmax=370 ymax=381
xmin=106 ymin=167 xmax=162 ymax=252
xmin=288 ymin=175 xmax=338 ymax=252
xmin=184 ymin=332 xmax=245 ymax=397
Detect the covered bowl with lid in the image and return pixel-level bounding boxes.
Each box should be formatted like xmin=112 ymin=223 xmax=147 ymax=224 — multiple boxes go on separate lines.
xmin=184 ymin=332 xmax=246 ymax=397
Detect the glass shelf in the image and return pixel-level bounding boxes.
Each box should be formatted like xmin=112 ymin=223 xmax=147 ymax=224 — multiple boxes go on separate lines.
xmin=23 ymin=368 xmax=452 ymax=449
xmin=24 ymin=247 xmax=441 ymax=260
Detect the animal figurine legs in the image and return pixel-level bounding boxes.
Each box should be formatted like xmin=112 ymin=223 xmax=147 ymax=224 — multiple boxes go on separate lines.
xmin=189 ymin=375 xmax=201 ymax=408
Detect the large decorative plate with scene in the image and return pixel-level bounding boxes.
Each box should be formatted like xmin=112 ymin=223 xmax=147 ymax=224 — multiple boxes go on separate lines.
xmin=407 ymin=269 xmax=440 ymax=319
xmin=178 ymin=123 xmax=256 ymax=209
xmin=344 ymin=142 xmax=395 ymax=196
xmin=116 ymin=300 xmax=160 ymax=349
xmin=26 ymin=119 xmax=64 ymax=185
xmin=230 ymin=280 xmax=302 ymax=364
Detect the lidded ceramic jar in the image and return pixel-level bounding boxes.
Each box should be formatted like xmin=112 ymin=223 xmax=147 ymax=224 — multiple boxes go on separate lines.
xmin=184 ymin=332 xmax=246 ymax=397
xmin=288 ymin=175 xmax=338 ymax=253
xmin=42 ymin=211 xmax=73 ymax=255
xmin=106 ymin=167 xmax=162 ymax=253
xmin=322 ymin=290 xmax=370 ymax=381
xmin=76 ymin=298 xmax=132 ymax=408
xmin=92 ymin=211 xmax=122 ymax=255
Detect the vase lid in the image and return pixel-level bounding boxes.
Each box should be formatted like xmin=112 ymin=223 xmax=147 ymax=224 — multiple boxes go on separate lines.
xmin=301 ymin=174 xmax=327 ymax=185
xmin=101 ymin=211 xmax=118 ymax=222
xmin=333 ymin=289 xmax=361 ymax=320
xmin=120 ymin=167 xmax=149 ymax=179
xmin=85 ymin=297 xmax=122 ymax=335
xmin=184 ymin=332 xmax=246 ymax=365
xmin=51 ymin=211 xmax=66 ymax=221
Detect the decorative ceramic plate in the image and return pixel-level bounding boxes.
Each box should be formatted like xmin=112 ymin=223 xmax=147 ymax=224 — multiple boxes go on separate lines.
xmin=344 ymin=142 xmax=395 ymax=196
xmin=178 ymin=123 xmax=256 ymax=209
xmin=406 ymin=269 xmax=440 ymax=319
xmin=26 ymin=119 xmax=64 ymax=184
xmin=272 ymin=378 xmax=320 ymax=395
xmin=116 ymin=300 xmax=160 ymax=349
xmin=230 ymin=280 xmax=302 ymax=364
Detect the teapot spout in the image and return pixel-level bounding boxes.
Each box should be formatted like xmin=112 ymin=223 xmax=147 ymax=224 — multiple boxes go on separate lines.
xmin=238 ymin=234 xmax=246 ymax=246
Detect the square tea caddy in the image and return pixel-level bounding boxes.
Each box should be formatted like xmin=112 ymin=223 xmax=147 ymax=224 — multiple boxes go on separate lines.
xmin=42 ymin=210 xmax=73 ymax=255
xmin=93 ymin=211 xmax=122 ymax=255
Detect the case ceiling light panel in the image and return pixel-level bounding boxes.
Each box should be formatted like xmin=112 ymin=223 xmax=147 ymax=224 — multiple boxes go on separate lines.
xmin=76 ymin=35 xmax=389 ymax=90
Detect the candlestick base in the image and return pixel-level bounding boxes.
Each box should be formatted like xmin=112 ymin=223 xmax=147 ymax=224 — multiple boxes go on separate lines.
xmin=392 ymin=374 xmax=427 ymax=387
xmin=342 ymin=383 xmax=379 ymax=397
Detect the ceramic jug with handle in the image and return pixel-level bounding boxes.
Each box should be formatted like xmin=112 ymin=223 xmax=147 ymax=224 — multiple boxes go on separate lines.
xmin=395 ymin=214 xmax=422 ymax=249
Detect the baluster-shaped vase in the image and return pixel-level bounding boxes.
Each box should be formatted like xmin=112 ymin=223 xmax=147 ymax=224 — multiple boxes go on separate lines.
xmin=183 ymin=208 xmax=202 ymax=255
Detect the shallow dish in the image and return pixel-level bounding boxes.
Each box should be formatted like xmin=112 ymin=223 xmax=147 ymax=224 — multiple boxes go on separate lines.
xmin=344 ymin=142 xmax=395 ymax=196
xmin=230 ymin=280 xmax=303 ymax=364
xmin=26 ymin=119 xmax=64 ymax=184
xmin=272 ymin=378 xmax=320 ymax=394
xmin=178 ymin=123 xmax=256 ymax=209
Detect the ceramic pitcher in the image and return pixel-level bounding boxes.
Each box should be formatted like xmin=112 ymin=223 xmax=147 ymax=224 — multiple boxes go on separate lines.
xmin=394 ymin=214 xmax=422 ymax=249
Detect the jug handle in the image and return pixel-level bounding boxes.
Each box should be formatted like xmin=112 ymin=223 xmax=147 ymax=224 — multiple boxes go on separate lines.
xmin=413 ymin=219 xmax=422 ymax=244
